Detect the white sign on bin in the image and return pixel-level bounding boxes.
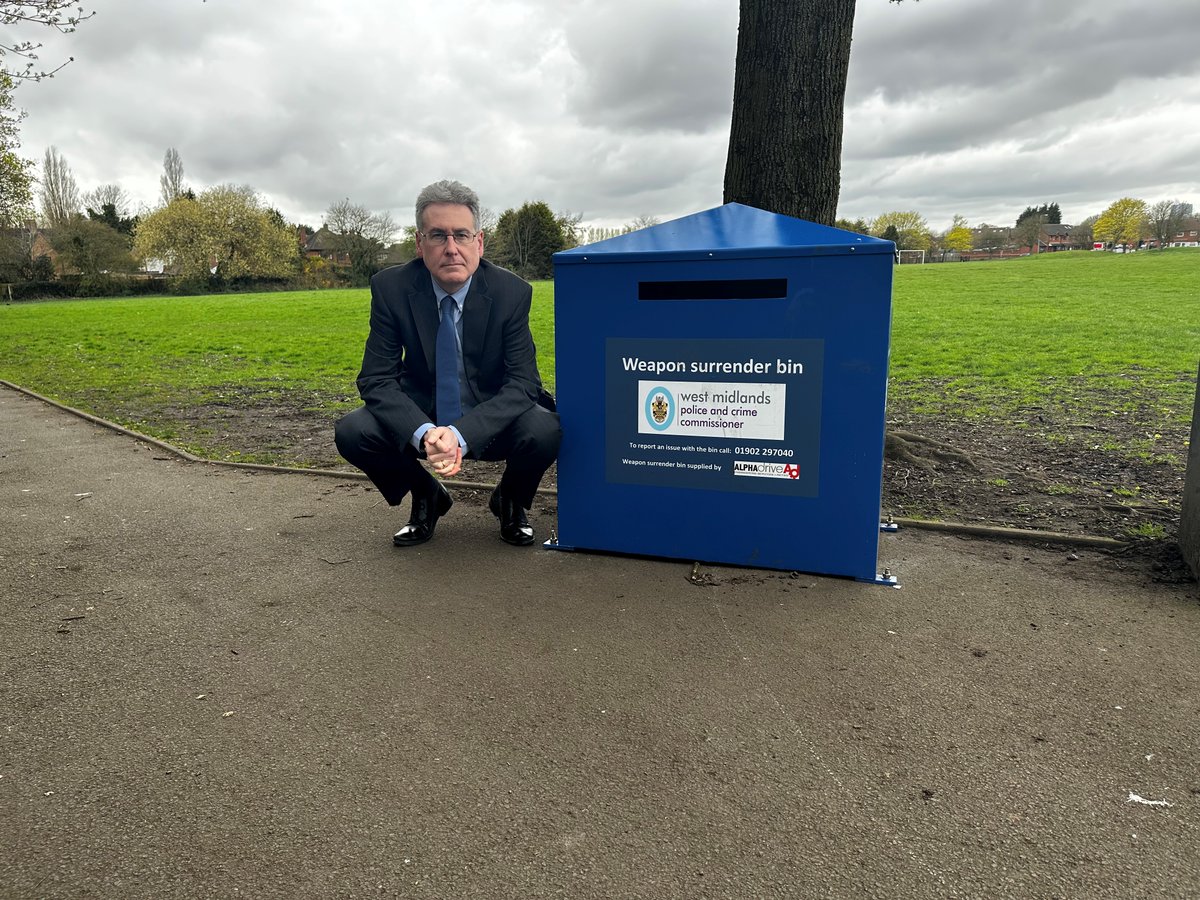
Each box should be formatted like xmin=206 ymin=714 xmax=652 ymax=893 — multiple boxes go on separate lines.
xmin=637 ymin=380 xmax=786 ymax=441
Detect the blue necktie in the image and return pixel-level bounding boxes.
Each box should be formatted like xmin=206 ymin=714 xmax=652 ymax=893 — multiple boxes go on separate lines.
xmin=435 ymin=296 xmax=462 ymax=425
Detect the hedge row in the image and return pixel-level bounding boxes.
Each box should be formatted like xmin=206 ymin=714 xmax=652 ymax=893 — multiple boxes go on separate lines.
xmin=3 ymin=274 xmax=343 ymax=301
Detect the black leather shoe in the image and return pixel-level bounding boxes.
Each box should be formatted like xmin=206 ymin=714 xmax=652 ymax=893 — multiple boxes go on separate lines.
xmin=489 ymin=485 xmax=535 ymax=546
xmin=394 ymin=480 xmax=453 ymax=547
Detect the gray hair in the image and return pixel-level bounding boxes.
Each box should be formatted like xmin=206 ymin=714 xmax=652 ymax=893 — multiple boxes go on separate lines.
xmin=415 ymin=180 xmax=481 ymax=232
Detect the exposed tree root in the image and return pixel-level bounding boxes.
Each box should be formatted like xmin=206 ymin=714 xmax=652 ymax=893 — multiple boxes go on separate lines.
xmin=885 ymin=428 xmax=979 ymax=472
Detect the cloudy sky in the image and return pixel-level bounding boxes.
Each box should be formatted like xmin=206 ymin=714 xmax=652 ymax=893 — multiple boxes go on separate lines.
xmin=12 ymin=0 xmax=1200 ymax=234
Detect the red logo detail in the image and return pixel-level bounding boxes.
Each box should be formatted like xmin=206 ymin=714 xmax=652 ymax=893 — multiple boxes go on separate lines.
xmin=784 ymin=464 xmax=800 ymax=480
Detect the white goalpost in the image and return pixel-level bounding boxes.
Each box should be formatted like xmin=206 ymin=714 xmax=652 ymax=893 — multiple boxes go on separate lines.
xmin=897 ymin=250 xmax=926 ymax=264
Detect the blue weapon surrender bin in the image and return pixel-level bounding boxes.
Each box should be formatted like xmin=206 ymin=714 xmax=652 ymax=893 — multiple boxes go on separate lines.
xmin=550 ymin=203 xmax=895 ymax=582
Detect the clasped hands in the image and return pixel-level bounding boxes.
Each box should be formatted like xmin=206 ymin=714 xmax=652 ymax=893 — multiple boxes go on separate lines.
xmin=423 ymin=426 xmax=463 ymax=478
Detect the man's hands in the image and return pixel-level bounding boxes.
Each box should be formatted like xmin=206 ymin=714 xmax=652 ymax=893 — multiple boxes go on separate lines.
xmin=423 ymin=426 xmax=463 ymax=478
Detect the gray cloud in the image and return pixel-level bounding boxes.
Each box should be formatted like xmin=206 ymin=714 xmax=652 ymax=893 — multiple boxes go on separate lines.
xmin=13 ymin=0 xmax=1200 ymax=235
xmin=562 ymin=1 xmax=737 ymax=134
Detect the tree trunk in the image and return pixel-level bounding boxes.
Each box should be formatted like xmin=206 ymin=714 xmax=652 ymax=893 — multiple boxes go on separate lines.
xmin=723 ymin=0 xmax=856 ymax=225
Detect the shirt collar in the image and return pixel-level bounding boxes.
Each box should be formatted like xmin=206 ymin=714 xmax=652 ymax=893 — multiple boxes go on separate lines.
xmin=432 ymin=276 xmax=472 ymax=312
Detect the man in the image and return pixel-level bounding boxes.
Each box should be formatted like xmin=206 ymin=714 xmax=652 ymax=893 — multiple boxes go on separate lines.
xmin=334 ymin=180 xmax=561 ymax=547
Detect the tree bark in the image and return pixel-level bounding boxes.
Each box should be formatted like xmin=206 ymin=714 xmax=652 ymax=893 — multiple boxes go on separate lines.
xmin=723 ymin=0 xmax=856 ymax=225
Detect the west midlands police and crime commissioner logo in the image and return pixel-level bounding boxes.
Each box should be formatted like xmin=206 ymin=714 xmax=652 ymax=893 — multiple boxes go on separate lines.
xmin=644 ymin=386 xmax=674 ymax=431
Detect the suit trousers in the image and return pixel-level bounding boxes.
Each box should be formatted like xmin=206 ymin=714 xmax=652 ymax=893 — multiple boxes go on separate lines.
xmin=334 ymin=404 xmax=561 ymax=510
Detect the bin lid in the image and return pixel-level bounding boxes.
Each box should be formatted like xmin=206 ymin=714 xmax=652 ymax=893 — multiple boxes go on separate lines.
xmin=555 ymin=202 xmax=894 ymax=264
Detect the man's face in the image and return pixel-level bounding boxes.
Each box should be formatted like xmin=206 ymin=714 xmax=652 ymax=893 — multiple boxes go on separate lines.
xmin=416 ymin=202 xmax=483 ymax=294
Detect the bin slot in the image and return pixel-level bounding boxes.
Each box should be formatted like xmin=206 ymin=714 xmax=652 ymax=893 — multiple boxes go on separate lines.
xmin=638 ymin=278 xmax=788 ymax=301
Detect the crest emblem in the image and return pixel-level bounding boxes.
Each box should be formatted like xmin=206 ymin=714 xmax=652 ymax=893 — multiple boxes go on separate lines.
xmin=643 ymin=385 xmax=675 ymax=431
xmin=651 ymin=393 xmax=669 ymax=424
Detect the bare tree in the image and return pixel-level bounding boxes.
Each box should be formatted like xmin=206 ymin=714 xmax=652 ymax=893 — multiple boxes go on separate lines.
xmin=82 ymin=182 xmax=129 ymax=217
xmin=1 ymin=1 xmax=96 ymax=80
xmin=37 ymin=144 xmax=79 ymax=226
xmin=1071 ymin=215 xmax=1097 ymax=250
xmin=159 ymin=147 xmax=185 ymax=207
xmin=477 ymin=206 xmax=498 ymax=252
xmin=325 ymin=198 xmax=397 ymax=281
xmin=628 ymin=214 xmax=660 ymax=231
xmin=1013 ymin=212 xmax=1046 ymax=253
xmin=1148 ymin=199 xmax=1186 ymax=249
xmin=557 ymin=209 xmax=584 ymax=248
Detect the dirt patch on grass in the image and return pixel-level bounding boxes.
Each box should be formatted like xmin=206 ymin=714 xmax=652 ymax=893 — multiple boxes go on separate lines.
xmin=882 ymin=406 xmax=1192 ymax=585
xmin=100 ymin=385 xmax=1194 ymax=585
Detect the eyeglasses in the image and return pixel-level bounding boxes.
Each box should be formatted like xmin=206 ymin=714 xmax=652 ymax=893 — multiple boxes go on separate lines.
xmin=420 ymin=229 xmax=478 ymax=246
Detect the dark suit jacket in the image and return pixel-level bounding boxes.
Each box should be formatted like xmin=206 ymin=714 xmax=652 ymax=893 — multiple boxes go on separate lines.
xmin=355 ymin=257 xmax=543 ymax=455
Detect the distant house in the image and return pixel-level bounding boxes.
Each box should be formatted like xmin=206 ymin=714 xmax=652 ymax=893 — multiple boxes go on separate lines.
xmin=959 ymin=222 xmax=1084 ymax=260
xmin=0 ymin=222 xmax=63 ymax=276
xmin=302 ymin=226 xmax=350 ymax=266
xmin=1038 ymin=224 xmax=1079 ymax=252
xmin=1168 ymin=217 xmax=1200 ymax=247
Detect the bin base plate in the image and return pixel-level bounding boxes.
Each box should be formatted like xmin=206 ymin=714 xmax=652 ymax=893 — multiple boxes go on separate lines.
xmin=544 ymin=538 xmax=900 ymax=587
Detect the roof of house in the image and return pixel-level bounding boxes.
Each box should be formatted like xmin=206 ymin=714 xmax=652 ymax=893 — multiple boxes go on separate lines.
xmin=304 ymin=226 xmax=339 ymax=252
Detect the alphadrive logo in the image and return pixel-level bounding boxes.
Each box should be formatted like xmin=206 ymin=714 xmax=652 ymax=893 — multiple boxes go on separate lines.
xmin=644 ymin=386 xmax=674 ymax=431
xmin=733 ymin=460 xmax=800 ymax=480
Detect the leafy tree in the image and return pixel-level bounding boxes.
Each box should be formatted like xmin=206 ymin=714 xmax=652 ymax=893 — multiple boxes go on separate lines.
xmin=201 ymin=184 xmax=298 ymax=279
xmin=0 ymin=71 xmax=32 ymax=226
xmin=943 ymin=215 xmax=973 ymax=253
xmin=834 ymin=217 xmax=870 ymax=235
xmin=488 ymin=201 xmax=566 ymax=280
xmin=86 ymin=200 xmax=136 ymax=235
xmin=880 ymin=224 xmax=899 ymax=245
xmin=133 ymin=184 xmax=298 ymax=281
xmin=49 ymin=216 xmax=133 ymax=277
xmin=723 ymin=0 xmax=911 ymax=225
xmin=1016 ymin=203 xmax=1061 ymax=227
xmin=37 ymin=144 xmax=79 ymax=226
xmin=1093 ymin=197 xmax=1148 ymax=248
xmin=1 ymin=1 xmax=95 ymax=81
xmin=323 ymin=197 xmax=396 ymax=283
xmin=159 ymin=147 xmax=185 ymax=207
xmin=1147 ymin=199 xmax=1186 ymax=249
xmin=0 ymin=140 xmax=32 ymax=226
xmin=871 ymin=210 xmax=931 ymax=251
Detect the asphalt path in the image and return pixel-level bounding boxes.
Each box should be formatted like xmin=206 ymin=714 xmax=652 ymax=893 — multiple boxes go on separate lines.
xmin=3 ymin=386 xmax=1199 ymax=899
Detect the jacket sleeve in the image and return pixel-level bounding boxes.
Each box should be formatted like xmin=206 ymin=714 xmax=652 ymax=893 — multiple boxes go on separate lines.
xmin=355 ymin=271 xmax=434 ymax=449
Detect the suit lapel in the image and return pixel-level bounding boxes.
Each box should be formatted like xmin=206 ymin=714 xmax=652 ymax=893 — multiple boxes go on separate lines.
xmin=407 ymin=267 xmax=439 ymax=373
xmin=461 ymin=268 xmax=492 ymax=388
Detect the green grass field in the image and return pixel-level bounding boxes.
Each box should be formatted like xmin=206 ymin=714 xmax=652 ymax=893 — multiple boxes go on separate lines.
xmin=887 ymin=249 xmax=1199 ymax=423
xmin=1 ymin=250 xmax=1196 ymax=463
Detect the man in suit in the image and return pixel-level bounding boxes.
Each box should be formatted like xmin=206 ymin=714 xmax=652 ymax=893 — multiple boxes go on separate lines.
xmin=334 ymin=180 xmax=561 ymax=547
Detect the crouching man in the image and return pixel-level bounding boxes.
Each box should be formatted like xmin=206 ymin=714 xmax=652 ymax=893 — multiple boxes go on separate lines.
xmin=335 ymin=179 xmax=561 ymax=547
